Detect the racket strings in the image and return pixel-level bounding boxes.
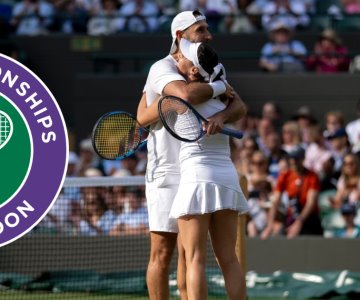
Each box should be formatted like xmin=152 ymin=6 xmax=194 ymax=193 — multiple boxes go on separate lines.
xmin=160 ymin=99 xmax=202 ymax=142
xmin=0 ymin=113 xmax=11 ymax=145
xmin=94 ymin=114 xmax=141 ymax=159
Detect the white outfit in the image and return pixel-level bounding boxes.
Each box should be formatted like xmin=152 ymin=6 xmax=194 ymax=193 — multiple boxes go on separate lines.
xmin=346 ymin=118 xmax=360 ymax=153
xmin=144 ymin=55 xmax=185 ymax=232
xmin=170 ymin=99 xmax=249 ymax=218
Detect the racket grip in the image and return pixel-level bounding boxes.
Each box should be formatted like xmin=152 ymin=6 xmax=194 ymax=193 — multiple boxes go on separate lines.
xmin=220 ymin=127 xmax=244 ymax=139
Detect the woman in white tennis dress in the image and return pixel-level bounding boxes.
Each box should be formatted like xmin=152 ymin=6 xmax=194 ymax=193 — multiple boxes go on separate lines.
xmin=170 ymin=38 xmax=249 ymax=300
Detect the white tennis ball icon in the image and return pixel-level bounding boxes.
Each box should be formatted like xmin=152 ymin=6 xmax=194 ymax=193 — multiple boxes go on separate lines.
xmin=0 ymin=110 xmax=13 ymax=150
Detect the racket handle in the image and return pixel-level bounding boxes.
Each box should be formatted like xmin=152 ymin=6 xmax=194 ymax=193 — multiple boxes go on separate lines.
xmin=220 ymin=127 xmax=244 ymax=139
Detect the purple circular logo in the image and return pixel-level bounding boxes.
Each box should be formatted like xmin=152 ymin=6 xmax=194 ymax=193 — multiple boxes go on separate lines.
xmin=0 ymin=54 xmax=68 ymax=247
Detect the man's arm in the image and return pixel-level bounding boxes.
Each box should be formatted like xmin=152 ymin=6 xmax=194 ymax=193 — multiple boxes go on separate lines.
xmin=163 ymin=80 xmax=234 ymax=105
xmin=206 ymin=91 xmax=247 ymax=135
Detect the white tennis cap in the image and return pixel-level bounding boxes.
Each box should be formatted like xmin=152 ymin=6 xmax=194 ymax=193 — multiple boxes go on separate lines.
xmin=170 ymin=10 xmax=206 ymax=54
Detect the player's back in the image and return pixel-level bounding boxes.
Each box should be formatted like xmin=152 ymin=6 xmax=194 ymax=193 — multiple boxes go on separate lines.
xmin=144 ymin=55 xmax=184 ymax=181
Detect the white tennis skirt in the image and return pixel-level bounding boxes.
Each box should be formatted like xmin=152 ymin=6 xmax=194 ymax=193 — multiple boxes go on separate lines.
xmin=169 ymin=181 xmax=249 ymax=219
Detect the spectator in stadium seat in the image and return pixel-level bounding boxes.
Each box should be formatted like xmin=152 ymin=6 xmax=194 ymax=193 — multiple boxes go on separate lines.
xmin=179 ymin=0 xmax=239 ymax=31
xmin=261 ymin=0 xmax=310 ymax=31
xmin=332 ymin=153 xmax=360 ymax=209
xmin=261 ymin=147 xmax=323 ymax=239
xmin=326 ymin=128 xmax=351 ymax=173
xmin=11 ymin=0 xmax=55 ymax=35
xmin=346 ymin=99 xmax=360 ymax=155
xmin=63 ymin=151 xmax=81 ymax=202
xmin=78 ymin=168 xmax=116 ymax=235
xmin=51 ymin=0 xmax=88 ymax=33
xmin=265 ymin=131 xmax=288 ymax=183
xmin=259 ymin=22 xmax=307 ymax=73
xmin=247 ymin=180 xmax=273 ymax=237
xmin=218 ymin=0 xmax=257 ymax=33
xmin=335 ymin=203 xmax=360 ymax=238
xmin=256 ymin=117 xmax=276 ymax=156
xmin=231 ymin=135 xmax=258 ymax=176
xmin=87 ymin=0 xmax=122 ymax=35
xmin=117 ymin=0 xmax=160 ymax=33
xmin=76 ymin=138 xmax=104 ymax=176
xmin=261 ymin=101 xmax=282 ymax=131
xmin=324 ymin=110 xmax=345 ymax=146
xmin=281 ymin=120 xmax=303 ymax=154
xmin=247 ymin=150 xmax=272 ymax=191
xmin=304 ymin=125 xmax=332 ymax=176
xmin=306 ymin=29 xmax=350 ymax=73
xmin=292 ymin=106 xmax=317 ymax=148
xmin=76 ymin=0 xmax=102 ymax=16
xmin=109 ymin=187 xmax=148 ymax=235
xmin=120 ymin=153 xmax=139 ymax=175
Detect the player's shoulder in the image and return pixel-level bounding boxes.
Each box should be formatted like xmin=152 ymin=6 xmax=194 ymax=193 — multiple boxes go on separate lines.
xmin=149 ymin=55 xmax=175 ymax=71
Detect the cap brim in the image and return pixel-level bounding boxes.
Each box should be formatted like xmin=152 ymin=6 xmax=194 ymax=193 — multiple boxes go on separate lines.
xmin=170 ymin=37 xmax=177 ymax=54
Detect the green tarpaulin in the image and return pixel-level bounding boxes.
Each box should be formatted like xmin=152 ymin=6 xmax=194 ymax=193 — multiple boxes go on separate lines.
xmin=0 ymin=269 xmax=359 ymax=299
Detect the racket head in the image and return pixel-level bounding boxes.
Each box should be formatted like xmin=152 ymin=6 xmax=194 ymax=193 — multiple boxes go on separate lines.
xmin=92 ymin=111 xmax=144 ymax=160
xmin=158 ymin=95 xmax=204 ymax=142
xmin=0 ymin=110 xmax=13 ymax=150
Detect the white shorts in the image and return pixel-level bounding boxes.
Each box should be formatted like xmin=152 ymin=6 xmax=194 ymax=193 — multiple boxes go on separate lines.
xmin=145 ymin=174 xmax=180 ymax=233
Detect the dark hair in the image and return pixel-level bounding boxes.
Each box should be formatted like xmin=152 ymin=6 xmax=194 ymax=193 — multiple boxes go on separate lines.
xmin=197 ymin=43 xmax=223 ymax=81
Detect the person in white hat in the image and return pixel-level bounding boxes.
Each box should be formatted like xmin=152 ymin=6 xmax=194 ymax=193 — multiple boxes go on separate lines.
xmin=136 ymin=9 xmax=247 ymax=300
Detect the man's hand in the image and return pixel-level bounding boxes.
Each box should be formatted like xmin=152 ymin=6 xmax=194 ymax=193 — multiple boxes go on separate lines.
xmin=223 ymin=82 xmax=235 ymax=100
xmin=205 ymin=113 xmax=226 ymax=135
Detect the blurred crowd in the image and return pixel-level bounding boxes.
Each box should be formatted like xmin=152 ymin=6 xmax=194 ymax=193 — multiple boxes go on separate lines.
xmin=35 ymin=139 xmax=148 ymax=236
xmin=0 ymin=0 xmax=359 ymax=36
xmin=259 ymin=24 xmax=353 ymax=73
xmin=232 ymin=99 xmax=360 ymax=239
xmin=35 ymin=98 xmax=360 ymax=239
xmin=1 ymin=1 xmax=359 ymax=74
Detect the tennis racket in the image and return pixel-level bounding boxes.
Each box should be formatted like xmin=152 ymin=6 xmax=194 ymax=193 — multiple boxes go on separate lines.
xmin=92 ymin=111 xmax=148 ymax=160
xmin=158 ymin=95 xmax=243 ymax=142
xmin=0 ymin=110 xmax=13 ymax=150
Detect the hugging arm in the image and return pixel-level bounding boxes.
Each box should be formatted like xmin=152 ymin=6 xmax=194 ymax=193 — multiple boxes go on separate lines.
xmin=163 ymin=80 xmax=234 ymax=105
xmin=137 ymin=92 xmax=161 ymax=127
xmin=137 ymin=80 xmax=235 ymax=127
xmin=206 ymin=91 xmax=247 ymax=135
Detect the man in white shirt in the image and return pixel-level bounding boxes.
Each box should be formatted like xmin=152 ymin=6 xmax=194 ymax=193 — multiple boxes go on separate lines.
xmin=137 ymin=10 xmax=247 ymax=300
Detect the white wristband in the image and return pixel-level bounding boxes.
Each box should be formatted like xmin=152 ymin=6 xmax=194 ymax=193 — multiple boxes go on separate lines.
xmin=209 ymin=81 xmax=226 ymax=98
